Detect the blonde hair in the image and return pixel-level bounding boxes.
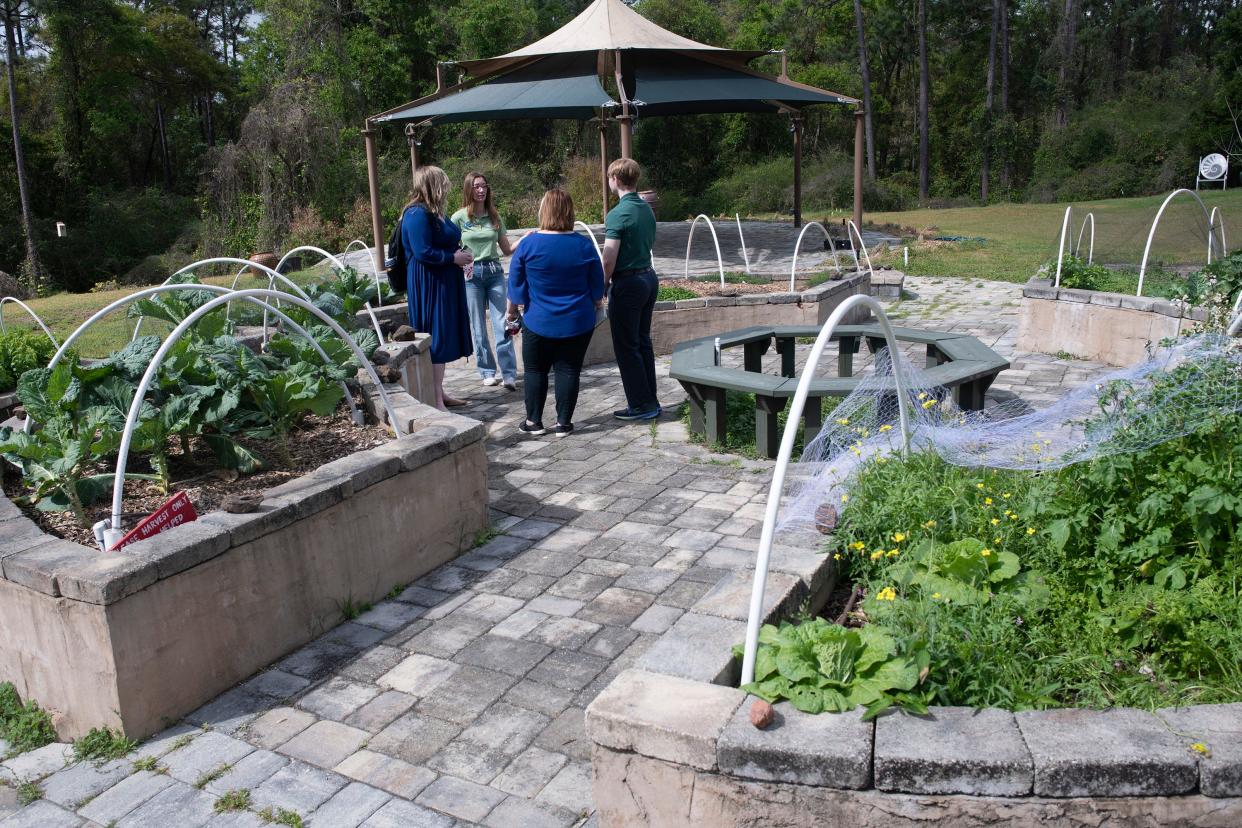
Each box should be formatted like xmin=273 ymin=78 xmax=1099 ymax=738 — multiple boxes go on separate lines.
xmin=408 ymin=166 xmax=451 ymax=214
xmin=607 ymin=158 xmax=641 ymax=190
xmin=537 ymin=189 xmax=575 ymax=232
xmin=461 ymin=171 xmax=501 ymax=227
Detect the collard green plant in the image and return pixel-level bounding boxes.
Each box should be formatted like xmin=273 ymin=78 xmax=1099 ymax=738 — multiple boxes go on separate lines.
xmin=734 ymin=619 xmax=931 ymax=718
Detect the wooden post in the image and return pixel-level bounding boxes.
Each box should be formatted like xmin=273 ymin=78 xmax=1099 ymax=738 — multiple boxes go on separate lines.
xmin=615 ymin=49 xmax=633 ymax=159
xmin=599 ymin=119 xmax=609 ymax=217
xmin=435 ymin=63 xmax=445 ymax=92
xmin=791 ymin=115 xmax=803 ymax=228
xmin=405 ymin=124 xmax=420 ymax=188
xmin=363 ymin=123 xmax=385 ymax=276
xmin=853 ymin=110 xmax=864 ymax=231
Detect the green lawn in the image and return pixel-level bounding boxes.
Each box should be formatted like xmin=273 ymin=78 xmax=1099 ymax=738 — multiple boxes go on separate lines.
xmin=862 ymin=189 xmax=1242 ymax=283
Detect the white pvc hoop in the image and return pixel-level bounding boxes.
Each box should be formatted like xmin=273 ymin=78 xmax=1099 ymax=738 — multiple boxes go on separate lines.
xmin=1209 ymin=207 xmax=1228 ymax=260
xmin=104 ymin=288 xmax=406 ymax=550
xmin=0 ymin=297 xmax=59 ymax=347
xmin=1074 ymin=212 xmax=1095 ymax=264
xmin=574 ymin=221 xmax=604 ymax=263
xmin=740 ymin=294 xmax=912 ymax=686
xmin=1138 ymin=189 xmax=1214 ymax=296
xmin=343 ymin=239 xmax=370 ymax=257
xmin=789 ymin=222 xmax=841 ymax=292
xmin=276 ymin=246 xmax=384 ymax=345
xmin=845 ymin=219 xmax=876 ymax=281
xmin=1052 ymin=206 xmax=1073 ymax=288
xmin=684 ymin=215 xmax=726 ymax=288
xmin=31 ymin=284 xmax=362 ymax=433
xmin=736 ymin=214 xmax=752 ymax=274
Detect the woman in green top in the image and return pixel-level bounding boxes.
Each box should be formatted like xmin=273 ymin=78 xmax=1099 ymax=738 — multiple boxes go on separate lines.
xmin=451 ymin=171 xmax=518 ymax=389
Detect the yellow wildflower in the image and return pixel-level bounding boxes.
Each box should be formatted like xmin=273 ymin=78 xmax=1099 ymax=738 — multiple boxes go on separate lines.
xmin=875 ymin=587 xmax=897 ymax=601
xmin=877 ymin=457 xmax=888 ymax=465
xmin=886 ymin=549 xmax=899 ymax=557
xmin=841 ymin=494 xmax=849 ymax=503
xmin=1002 ymin=492 xmax=1012 ymax=499
xmin=994 ymin=536 xmax=1002 ymax=543
xmin=917 ymin=392 xmax=928 ymax=400
xmin=870 ymin=550 xmax=884 ymax=561
xmin=981 ymin=548 xmax=992 ymax=557
xmin=921 ymin=399 xmax=936 ymax=409
xmin=1043 ymin=439 xmax=1052 ymax=445
xmin=984 ymin=497 xmax=993 ymax=505
xmin=850 ymin=541 xmax=866 ymax=551
xmin=922 ymin=519 xmax=937 ymax=529
xmin=976 ymin=483 xmax=985 ymax=490
xmin=879 ymin=424 xmax=893 ymax=432
xmin=1010 ymin=514 xmax=1019 ymax=521
xmin=990 ymin=518 xmax=1000 ymax=526
xmin=894 ymin=532 xmax=907 ymax=543
xmin=1192 ymin=742 xmax=1211 ymax=757
xmin=1026 ymin=527 xmax=1036 ymax=536
xmin=833 ymin=553 xmax=842 ymax=560
xmin=931 ymin=592 xmax=941 ymax=600
xmin=836 ymin=418 xmax=850 ymax=426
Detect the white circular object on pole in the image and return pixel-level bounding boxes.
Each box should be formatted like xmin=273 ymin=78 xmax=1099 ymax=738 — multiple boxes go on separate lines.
xmin=1200 ymin=153 xmax=1228 ymax=181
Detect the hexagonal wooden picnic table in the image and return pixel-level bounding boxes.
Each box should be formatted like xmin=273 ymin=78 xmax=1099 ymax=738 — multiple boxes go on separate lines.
xmin=670 ymin=324 xmax=1010 ymax=458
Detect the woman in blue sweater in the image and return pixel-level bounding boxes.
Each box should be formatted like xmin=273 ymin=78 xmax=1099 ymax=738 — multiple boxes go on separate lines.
xmin=506 ymin=189 xmax=605 ymax=437
xmin=403 ymin=166 xmax=473 ymax=409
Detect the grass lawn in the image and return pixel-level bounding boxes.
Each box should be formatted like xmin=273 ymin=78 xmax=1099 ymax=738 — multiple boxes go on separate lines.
xmin=749 ymin=189 xmax=1241 ymax=284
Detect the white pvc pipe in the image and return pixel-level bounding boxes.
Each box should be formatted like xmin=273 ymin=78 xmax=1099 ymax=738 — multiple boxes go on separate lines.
xmin=1052 ymin=206 xmax=1073 ymax=289
xmin=789 ymin=221 xmax=840 ymax=292
xmin=1138 ymin=189 xmax=1214 ymax=297
xmin=276 ymin=246 xmax=384 ymax=345
xmin=740 ymin=295 xmax=912 ymax=686
xmin=32 ymin=284 xmax=361 ymax=433
xmin=1075 ymin=212 xmax=1095 ymax=264
xmin=684 ymin=215 xmax=726 ymax=288
xmin=1210 ymin=207 xmax=1228 ymax=260
xmin=736 ymin=214 xmax=752 ymax=274
xmin=844 ymin=220 xmax=876 ymax=281
xmin=104 ymin=288 xmax=406 ymax=551
xmin=0 ymin=297 xmax=59 ymax=347
xmin=343 ymin=239 xmax=370 ymax=256
xmin=575 ymin=221 xmax=604 ymax=263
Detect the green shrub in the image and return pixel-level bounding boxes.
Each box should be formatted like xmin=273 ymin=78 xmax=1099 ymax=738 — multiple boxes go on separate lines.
xmin=657 ymin=286 xmax=697 ymax=302
xmin=0 ymin=682 xmax=56 ymax=756
xmin=0 ymin=329 xmax=56 ymax=392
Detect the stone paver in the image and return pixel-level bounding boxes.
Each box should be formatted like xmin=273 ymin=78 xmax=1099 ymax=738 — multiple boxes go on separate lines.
xmin=0 ymin=266 xmax=1114 ymax=825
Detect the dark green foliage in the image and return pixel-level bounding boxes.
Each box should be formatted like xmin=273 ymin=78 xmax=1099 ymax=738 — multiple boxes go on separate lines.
xmin=0 ymin=330 xmax=56 ymax=392
xmin=656 ymin=286 xmax=697 ymax=302
xmin=0 ymin=682 xmax=56 ymax=757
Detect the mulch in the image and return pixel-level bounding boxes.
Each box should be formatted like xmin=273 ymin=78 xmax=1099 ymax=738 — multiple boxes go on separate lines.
xmin=3 ymin=409 xmax=392 ymax=549
xmin=661 ymin=277 xmax=820 ymax=297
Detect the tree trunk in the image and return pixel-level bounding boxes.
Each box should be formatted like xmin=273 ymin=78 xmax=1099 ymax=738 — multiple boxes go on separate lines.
xmin=917 ymin=0 xmax=930 ymax=203
xmin=999 ymin=0 xmax=1010 ymax=191
xmin=3 ymin=1 xmax=42 ymax=294
xmin=852 ymin=0 xmax=876 ymax=181
xmin=982 ymin=0 xmax=999 ymax=203
xmin=155 ymin=98 xmax=173 ymax=187
xmin=1055 ymin=0 xmax=1078 ymax=128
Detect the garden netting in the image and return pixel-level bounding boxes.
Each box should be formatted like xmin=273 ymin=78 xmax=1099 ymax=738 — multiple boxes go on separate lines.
xmin=777 ymin=333 xmax=1242 ymax=536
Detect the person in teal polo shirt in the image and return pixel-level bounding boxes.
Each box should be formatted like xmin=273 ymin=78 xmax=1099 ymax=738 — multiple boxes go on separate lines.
xmin=451 ymin=171 xmax=518 ymax=390
xmin=602 ymin=158 xmax=660 ymax=420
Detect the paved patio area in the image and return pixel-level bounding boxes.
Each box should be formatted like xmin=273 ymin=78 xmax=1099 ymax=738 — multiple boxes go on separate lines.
xmin=0 ymin=275 xmax=1112 ymax=828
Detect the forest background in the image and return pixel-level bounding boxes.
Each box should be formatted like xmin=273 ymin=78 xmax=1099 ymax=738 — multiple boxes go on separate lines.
xmin=0 ymin=0 xmax=1239 ymax=294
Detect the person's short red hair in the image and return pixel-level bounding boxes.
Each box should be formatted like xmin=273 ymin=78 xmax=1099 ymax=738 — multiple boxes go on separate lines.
xmin=538 ymin=189 xmax=575 ymax=232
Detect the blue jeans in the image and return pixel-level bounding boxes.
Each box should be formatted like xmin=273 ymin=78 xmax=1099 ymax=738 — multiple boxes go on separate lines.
xmin=608 ymin=266 xmax=660 ymax=413
xmin=463 ymin=260 xmax=516 ymax=381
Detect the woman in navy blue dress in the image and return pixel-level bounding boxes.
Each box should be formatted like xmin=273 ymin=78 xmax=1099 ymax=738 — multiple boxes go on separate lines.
xmin=403 ymin=165 xmax=474 ymax=409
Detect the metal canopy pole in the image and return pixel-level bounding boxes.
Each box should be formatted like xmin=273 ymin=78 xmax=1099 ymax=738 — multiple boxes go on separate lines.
xmin=791 ymin=114 xmax=803 ymax=228
xmin=853 ymin=110 xmax=864 ymax=231
xmin=405 ymin=123 xmax=421 ymax=187
xmin=599 ymin=117 xmax=609 ymax=217
xmin=363 ymin=121 xmax=386 ymax=276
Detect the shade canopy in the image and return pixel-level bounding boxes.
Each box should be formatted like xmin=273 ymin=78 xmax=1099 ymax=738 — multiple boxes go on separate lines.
xmin=374 ymin=53 xmax=614 ymax=125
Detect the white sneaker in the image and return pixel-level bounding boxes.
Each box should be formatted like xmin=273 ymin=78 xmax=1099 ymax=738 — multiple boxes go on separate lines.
xmin=482 ymin=377 xmax=500 ymax=386
xmin=503 ymin=379 xmax=517 ymax=391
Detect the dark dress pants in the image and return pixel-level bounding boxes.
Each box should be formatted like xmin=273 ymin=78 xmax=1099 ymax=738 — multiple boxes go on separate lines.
xmin=522 ymin=328 xmax=595 ymax=426
xmin=608 ymin=268 xmax=660 ymax=413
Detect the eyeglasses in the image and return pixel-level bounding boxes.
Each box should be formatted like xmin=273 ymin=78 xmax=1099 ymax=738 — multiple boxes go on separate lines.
xmin=473 ymin=183 xmax=489 ymax=190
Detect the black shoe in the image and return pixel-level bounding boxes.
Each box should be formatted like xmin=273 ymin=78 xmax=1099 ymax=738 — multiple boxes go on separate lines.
xmin=553 ymin=423 xmax=574 ymax=437
xmin=517 ymin=420 xmax=546 ymax=436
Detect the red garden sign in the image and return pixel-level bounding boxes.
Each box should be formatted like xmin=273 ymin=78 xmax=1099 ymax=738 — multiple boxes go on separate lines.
xmin=108 ymin=491 xmax=198 ymax=552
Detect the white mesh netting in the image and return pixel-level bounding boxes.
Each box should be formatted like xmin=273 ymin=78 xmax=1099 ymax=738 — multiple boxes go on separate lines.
xmin=777 ymin=333 xmax=1242 ymax=535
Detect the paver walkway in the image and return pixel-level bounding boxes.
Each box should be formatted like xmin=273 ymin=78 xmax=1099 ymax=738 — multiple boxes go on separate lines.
xmin=0 ymin=274 xmax=1111 ymax=828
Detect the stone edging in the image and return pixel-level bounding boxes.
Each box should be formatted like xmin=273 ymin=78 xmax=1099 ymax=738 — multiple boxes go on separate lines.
xmin=587 ymin=528 xmax=1242 ymax=805
xmin=0 ymin=380 xmax=484 ymax=607
xmin=653 ymin=272 xmax=869 ymax=312
xmin=1022 ymin=277 xmax=1207 ymax=322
